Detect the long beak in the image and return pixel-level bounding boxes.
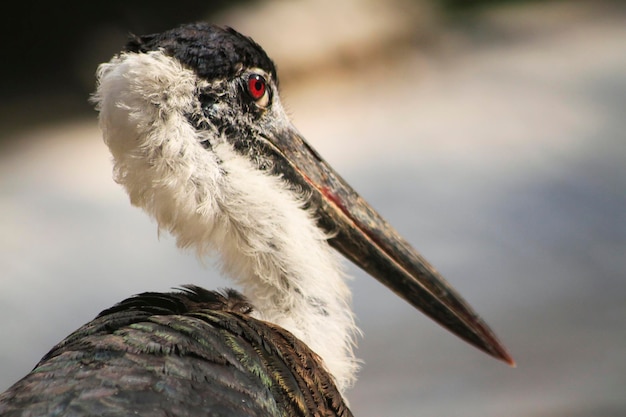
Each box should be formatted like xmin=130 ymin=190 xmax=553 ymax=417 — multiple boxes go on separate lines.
xmin=258 ymin=125 xmax=514 ymax=366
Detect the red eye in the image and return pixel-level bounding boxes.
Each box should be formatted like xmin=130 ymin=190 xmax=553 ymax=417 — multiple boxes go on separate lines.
xmin=247 ymin=74 xmax=267 ymax=102
xmin=247 ymin=74 xmax=266 ymax=99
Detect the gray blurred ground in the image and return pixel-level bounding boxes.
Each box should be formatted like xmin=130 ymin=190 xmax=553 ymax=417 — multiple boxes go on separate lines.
xmin=1 ymin=1 xmax=625 ymax=416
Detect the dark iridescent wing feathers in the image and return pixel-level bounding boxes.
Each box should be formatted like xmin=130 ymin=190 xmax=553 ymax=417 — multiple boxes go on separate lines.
xmin=0 ymin=286 xmax=352 ymax=417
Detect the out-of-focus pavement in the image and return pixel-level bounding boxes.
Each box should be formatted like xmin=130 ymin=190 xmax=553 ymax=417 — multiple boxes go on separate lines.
xmin=1 ymin=1 xmax=625 ymax=416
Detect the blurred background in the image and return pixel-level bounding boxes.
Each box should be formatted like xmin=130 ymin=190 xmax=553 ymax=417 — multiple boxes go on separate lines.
xmin=1 ymin=0 xmax=625 ymax=415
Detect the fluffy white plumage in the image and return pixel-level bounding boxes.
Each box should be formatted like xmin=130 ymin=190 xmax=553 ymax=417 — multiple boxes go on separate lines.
xmin=93 ymin=50 xmax=360 ymax=392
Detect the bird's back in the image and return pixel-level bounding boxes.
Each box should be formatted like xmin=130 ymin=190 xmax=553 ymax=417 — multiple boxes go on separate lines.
xmin=0 ymin=286 xmax=352 ymax=417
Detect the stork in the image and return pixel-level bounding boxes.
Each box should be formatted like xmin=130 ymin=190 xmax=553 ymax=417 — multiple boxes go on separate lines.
xmin=0 ymin=23 xmax=513 ymax=416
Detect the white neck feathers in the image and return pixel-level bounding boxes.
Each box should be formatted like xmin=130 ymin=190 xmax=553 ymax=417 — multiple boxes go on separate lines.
xmin=94 ymin=51 xmax=359 ymax=391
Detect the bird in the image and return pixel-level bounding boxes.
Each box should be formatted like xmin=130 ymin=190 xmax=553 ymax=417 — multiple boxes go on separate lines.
xmin=0 ymin=23 xmax=514 ymax=416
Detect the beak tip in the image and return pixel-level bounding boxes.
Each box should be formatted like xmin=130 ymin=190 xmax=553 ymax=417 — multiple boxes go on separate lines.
xmin=503 ymin=353 xmax=516 ymax=368
xmin=471 ymin=318 xmax=515 ymax=368
xmin=490 ymin=341 xmax=515 ymax=367
xmin=498 ymin=351 xmax=516 ymax=368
